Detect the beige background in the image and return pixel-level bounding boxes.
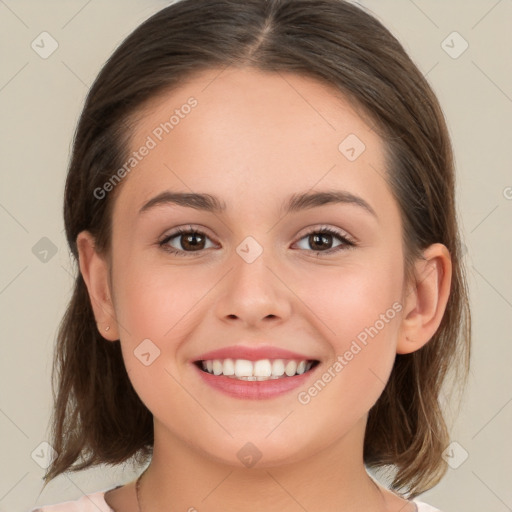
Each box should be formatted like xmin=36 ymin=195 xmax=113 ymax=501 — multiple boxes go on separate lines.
xmin=0 ymin=1 xmax=511 ymax=511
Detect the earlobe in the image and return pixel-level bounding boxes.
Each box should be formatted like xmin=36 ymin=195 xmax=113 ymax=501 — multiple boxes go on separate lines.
xmin=76 ymin=231 xmax=119 ymax=341
xmin=397 ymin=243 xmax=452 ymax=355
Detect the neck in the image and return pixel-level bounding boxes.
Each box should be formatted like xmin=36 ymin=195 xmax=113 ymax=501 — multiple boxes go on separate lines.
xmin=139 ymin=417 xmax=398 ymax=512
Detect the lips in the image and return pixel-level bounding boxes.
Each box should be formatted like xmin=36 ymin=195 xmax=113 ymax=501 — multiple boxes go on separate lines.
xmin=192 ymin=344 xmax=321 ymax=399
xmin=194 ymin=345 xmax=317 ymax=362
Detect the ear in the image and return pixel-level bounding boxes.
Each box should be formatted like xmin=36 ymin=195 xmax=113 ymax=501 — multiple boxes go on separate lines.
xmin=76 ymin=230 xmax=119 ymax=341
xmin=397 ymin=243 xmax=452 ymax=354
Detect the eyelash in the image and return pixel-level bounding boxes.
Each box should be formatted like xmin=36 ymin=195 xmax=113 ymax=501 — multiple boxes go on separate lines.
xmin=158 ymin=225 xmax=356 ymax=258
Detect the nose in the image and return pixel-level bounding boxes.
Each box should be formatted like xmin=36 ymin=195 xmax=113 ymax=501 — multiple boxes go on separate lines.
xmin=213 ymin=244 xmax=293 ymax=328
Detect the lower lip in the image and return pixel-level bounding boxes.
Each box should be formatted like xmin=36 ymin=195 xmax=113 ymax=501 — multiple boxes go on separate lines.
xmin=193 ymin=363 xmax=319 ymax=400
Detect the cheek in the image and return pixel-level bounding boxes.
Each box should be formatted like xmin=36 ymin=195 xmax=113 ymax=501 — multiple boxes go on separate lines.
xmin=300 ymin=255 xmax=404 ymax=347
xmin=110 ymin=258 xmax=227 ymax=395
xmin=295 ymin=258 xmax=404 ymax=406
xmin=112 ymin=259 xmax=211 ymax=345
xmin=110 ymin=262 xmax=210 ymax=417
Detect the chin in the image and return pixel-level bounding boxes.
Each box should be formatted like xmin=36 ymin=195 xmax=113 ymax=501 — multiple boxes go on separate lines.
xmin=196 ymin=425 xmax=324 ymax=470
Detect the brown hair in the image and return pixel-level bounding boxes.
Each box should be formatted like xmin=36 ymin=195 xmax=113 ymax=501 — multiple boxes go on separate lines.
xmin=43 ymin=0 xmax=471 ymax=498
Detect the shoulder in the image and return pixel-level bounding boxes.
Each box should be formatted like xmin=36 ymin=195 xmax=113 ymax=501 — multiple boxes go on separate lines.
xmin=413 ymin=500 xmax=443 ymax=512
xmin=28 ymin=488 xmax=116 ymax=512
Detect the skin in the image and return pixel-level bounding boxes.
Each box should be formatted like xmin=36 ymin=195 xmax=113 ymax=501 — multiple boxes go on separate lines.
xmin=77 ymin=66 xmax=452 ymax=512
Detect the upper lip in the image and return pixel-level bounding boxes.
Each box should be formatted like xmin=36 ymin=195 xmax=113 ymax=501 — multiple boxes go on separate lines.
xmin=193 ymin=345 xmax=319 ymax=362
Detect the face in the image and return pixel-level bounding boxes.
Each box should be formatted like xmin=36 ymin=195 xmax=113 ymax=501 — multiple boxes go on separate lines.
xmin=106 ymin=67 xmax=408 ymax=467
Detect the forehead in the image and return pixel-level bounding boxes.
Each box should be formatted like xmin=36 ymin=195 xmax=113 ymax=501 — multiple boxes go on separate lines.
xmin=113 ymin=66 xmax=392 ymax=220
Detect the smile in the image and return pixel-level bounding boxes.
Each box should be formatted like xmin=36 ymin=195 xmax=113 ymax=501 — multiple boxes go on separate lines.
xmin=196 ymin=358 xmax=318 ymax=380
xmin=193 ymin=358 xmax=320 ymax=399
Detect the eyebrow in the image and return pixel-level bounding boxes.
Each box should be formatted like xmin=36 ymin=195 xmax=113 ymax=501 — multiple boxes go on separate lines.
xmin=138 ymin=189 xmax=377 ymax=218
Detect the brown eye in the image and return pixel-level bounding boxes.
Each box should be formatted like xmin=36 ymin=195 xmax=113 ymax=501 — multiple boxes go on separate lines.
xmin=159 ymin=228 xmax=216 ymax=256
xmin=294 ymin=227 xmax=355 ymax=254
xmin=180 ymin=232 xmax=206 ymax=251
xmin=308 ymin=232 xmax=335 ymax=251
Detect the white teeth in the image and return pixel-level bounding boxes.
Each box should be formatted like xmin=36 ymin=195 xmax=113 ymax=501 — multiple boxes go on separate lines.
xmin=271 ymin=359 xmax=285 ymax=376
xmin=234 ymin=359 xmax=253 ymax=377
xmin=254 ymin=359 xmax=272 ymax=377
xmin=212 ymin=359 xmax=223 ymax=375
xmin=285 ymin=360 xmax=297 ymax=376
xmin=296 ymin=360 xmax=306 ymax=375
xmin=199 ymin=358 xmax=315 ymax=379
xmin=222 ymin=358 xmax=235 ymax=376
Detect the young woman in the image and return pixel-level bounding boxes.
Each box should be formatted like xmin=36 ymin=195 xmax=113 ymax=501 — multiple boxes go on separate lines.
xmin=31 ymin=1 xmax=471 ymax=510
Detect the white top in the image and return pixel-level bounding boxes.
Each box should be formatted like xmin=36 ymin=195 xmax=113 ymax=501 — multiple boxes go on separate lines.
xmin=29 ymin=487 xmax=442 ymax=511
